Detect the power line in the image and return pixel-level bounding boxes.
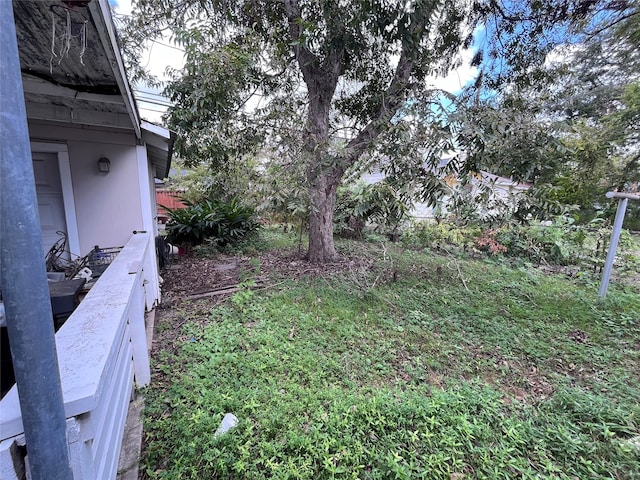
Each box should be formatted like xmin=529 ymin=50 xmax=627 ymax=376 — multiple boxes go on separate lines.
xmin=135 ymin=94 xmax=169 ymax=101
xmin=135 ymin=96 xmax=173 ymax=107
xmin=137 ymin=98 xmax=172 ymax=107
xmin=135 ymin=96 xmax=171 ymax=105
xmin=133 ymin=88 xmax=167 ymax=97
xmin=139 ymin=105 xmax=169 ymax=113
xmin=151 ymin=39 xmax=185 ymax=52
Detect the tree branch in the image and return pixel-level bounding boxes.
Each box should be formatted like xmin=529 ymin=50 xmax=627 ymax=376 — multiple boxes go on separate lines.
xmin=283 ymin=0 xmax=321 ymax=83
xmin=585 ymin=10 xmax=640 ymax=39
xmin=340 ymin=50 xmax=415 ymax=176
xmin=487 ymin=0 xmax=535 ymax=22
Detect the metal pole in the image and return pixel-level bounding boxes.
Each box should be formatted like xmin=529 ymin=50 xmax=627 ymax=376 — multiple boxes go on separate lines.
xmin=0 ymin=2 xmax=73 ymax=479
xmin=598 ymin=197 xmax=629 ymax=299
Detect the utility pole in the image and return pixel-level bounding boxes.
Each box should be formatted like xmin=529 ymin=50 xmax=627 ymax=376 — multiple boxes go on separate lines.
xmin=598 ymin=191 xmax=640 ymax=299
xmin=0 ymin=1 xmax=73 ymax=478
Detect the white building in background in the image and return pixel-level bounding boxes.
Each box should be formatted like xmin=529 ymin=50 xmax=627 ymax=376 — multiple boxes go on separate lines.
xmin=359 ymin=157 xmax=531 ymax=222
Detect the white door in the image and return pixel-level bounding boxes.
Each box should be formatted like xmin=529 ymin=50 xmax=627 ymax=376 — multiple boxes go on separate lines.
xmin=32 ymin=152 xmax=69 ymax=258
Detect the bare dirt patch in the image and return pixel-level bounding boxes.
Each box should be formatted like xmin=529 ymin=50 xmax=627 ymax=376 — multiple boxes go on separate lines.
xmin=161 ymin=254 xmax=248 ymax=299
xmin=152 ymin=249 xmax=378 ymax=363
xmin=468 ymin=347 xmax=555 ymax=404
xmin=160 ymin=249 xmax=376 ymax=304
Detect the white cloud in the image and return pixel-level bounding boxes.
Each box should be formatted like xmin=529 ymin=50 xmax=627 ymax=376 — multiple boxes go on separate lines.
xmin=427 ymin=47 xmax=479 ymax=93
xmin=428 ymin=23 xmax=485 ymax=95
xmin=544 ymin=43 xmax=582 ymax=67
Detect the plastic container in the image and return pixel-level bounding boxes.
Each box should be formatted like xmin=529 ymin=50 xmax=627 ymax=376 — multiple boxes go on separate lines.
xmin=87 ymin=245 xmax=123 ymax=277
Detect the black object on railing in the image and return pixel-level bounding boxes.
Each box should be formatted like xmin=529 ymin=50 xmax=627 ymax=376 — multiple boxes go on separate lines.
xmin=88 ymin=245 xmax=124 ymax=278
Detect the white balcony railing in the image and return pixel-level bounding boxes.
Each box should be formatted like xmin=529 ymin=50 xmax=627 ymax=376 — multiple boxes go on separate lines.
xmin=0 ymin=232 xmax=159 ymax=479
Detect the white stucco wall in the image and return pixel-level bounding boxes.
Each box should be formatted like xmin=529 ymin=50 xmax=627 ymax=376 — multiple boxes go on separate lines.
xmin=68 ymin=141 xmax=143 ymax=253
xmin=28 ymin=121 xmax=148 ymax=255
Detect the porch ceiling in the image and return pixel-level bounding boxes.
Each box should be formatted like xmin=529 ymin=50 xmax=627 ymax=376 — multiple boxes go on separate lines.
xmin=14 ymin=0 xmax=139 ymax=134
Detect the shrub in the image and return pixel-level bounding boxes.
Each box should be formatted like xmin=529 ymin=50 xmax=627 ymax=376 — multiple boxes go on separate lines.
xmin=335 ymin=182 xmax=412 ymax=240
xmin=404 ymin=217 xmax=639 ymax=277
xmin=334 ymin=184 xmax=373 ymax=239
xmin=164 ymin=197 xmax=259 ymax=247
xmin=494 ymin=216 xmax=599 ymax=266
xmin=475 ymin=229 xmax=508 ymax=255
xmin=402 ymin=221 xmax=481 ymax=252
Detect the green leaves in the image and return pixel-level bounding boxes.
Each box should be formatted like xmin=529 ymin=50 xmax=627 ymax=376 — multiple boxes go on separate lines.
xmin=164 ymin=197 xmax=259 ymax=247
xmin=163 ymin=38 xmax=265 ymax=165
xmin=121 ymin=0 xmax=640 ymax=262
xmin=141 ymin=236 xmax=640 ymax=478
xmin=334 ymin=181 xmax=412 ymax=239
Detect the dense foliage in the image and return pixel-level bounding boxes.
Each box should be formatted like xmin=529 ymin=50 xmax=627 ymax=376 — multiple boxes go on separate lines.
xmin=165 ymin=158 xmax=261 ymax=206
xmin=454 ymin=1 xmax=640 ymax=226
xmin=164 ymin=198 xmax=259 ymax=247
xmin=121 ymin=0 xmax=639 ymax=261
xmin=403 ymin=218 xmax=640 ymax=276
xmin=334 ymin=182 xmax=412 ymax=240
xmin=123 ymin=0 xmax=486 ymax=261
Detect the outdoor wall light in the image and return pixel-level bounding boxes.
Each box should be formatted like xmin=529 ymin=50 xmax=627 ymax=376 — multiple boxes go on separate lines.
xmin=97 ymin=156 xmax=110 ymax=173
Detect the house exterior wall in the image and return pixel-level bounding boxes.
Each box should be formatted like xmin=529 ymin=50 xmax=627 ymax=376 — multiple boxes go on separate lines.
xmin=69 ymin=140 xmax=143 ymax=253
xmin=28 ymin=121 xmax=147 ymax=254
xmin=135 ymin=145 xmax=156 ymax=236
xmin=146 ymin=161 xmax=160 ymax=237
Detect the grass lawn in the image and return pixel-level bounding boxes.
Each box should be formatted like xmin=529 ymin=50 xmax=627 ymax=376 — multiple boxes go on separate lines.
xmin=141 ymin=230 xmax=640 ymax=479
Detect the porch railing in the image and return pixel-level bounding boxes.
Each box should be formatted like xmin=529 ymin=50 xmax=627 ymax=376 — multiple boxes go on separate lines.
xmin=0 ymin=232 xmax=159 ymax=479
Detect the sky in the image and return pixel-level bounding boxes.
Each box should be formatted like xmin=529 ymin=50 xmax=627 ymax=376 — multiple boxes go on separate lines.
xmin=112 ymin=0 xmax=184 ymax=123
xmin=112 ymin=0 xmax=480 ymax=125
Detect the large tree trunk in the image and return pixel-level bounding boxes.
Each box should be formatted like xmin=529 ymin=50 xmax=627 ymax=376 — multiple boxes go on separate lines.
xmin=307 ymin=171 xmax=339 ymax=263
xmin=301 ymin=73 xmax=342 ymax=263
xmin=282 ymin=0 xmax=350 ymax=262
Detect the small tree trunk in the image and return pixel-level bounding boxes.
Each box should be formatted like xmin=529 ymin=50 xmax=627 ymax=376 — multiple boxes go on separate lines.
xmin=307 ymin=172 xmax=339 ymax=263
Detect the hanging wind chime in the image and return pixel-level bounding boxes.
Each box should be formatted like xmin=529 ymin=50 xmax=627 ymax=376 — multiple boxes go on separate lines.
xmin=49 ymin=1 xmax=91 ymax=74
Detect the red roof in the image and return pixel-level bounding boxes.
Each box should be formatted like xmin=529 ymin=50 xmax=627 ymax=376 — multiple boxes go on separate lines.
xmin=156 ymin=190 xmax=186 ymax=221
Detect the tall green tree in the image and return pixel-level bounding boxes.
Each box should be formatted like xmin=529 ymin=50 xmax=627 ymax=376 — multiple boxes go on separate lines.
xmin=125 ymin=0 xmax=482 ymax=262
xmin=454 ymin=1 xmax=639 ymax=222
xmin=123 ymin=0 xmax=638 ymax=260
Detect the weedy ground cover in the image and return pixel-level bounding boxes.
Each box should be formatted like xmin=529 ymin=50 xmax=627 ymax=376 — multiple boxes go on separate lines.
xmin=141 ymin=230 xmax=639 ymax=479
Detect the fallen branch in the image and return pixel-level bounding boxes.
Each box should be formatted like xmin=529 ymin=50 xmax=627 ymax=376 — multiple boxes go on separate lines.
xmin=182 ymin=277 xmax=279 ymax=302
xmin=183 ymin=286 xmax=239 ymax=301
xmin=443 ymin=248 xmax=469 ymax=292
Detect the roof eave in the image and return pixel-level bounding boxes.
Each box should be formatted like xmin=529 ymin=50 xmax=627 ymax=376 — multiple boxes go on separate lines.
xmin=88 ymin=0 xmax=140 ymax=138
xmin=141 ymin=121 xmax=176 ymax=179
